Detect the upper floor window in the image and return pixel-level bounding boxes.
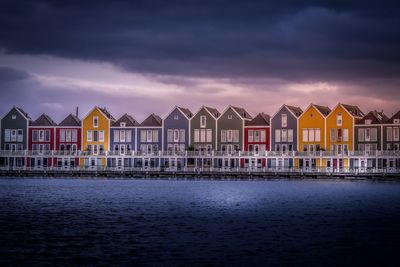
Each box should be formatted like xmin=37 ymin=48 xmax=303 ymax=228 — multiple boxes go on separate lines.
xmin=394 ymin=119 xmax=400 ymax=124
xmin=365 ymin=119 xmax=372 ymax=125
xmin=281 ymin=114 xmax=287 ymax=127
xmin=93 ymin=116 xmax=99 ymax=128
xmin=337 ymin=114 xmax=342 ymax=126
xmin=200 ymin=115 xmax=206 ymax=128
xmin=228 ymin=115 xmax=233 ymax=120
xmin=120 ymin=122 xmax=126 ymax=127
xmin=174 ymin=115 xmax=179 ymax=120
xmin=12 ymin=115 xmax=16 ymax=120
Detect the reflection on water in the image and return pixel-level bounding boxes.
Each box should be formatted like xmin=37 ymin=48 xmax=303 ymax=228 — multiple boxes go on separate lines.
xmin=1 ymin=178 xmax=400 ymax=266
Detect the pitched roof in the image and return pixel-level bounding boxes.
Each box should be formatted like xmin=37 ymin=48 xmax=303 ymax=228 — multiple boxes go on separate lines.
xmin=30 ymin=113 xmax=57 ymax=126
xmin=98 ymin=107 xmax=116 ymax=121
xmin=14 ymin=106 xmax=31 ymax=120
xmin=313 ymin=104 xmax=331 ymax=117
xmin=387 ymin=110 xmax=400 ymax=124
xmin=140 ymin=114 xmax=162 ymax=127
xmin=177 ymin=107 xmax=193 ymax=119
xmin=245 ymin=112 xmax=270 ymax=126
xmin=204 ymin=106 xmax=220 ymax=118
xmin=112 ymin=113 xmax=139 ymax=127
xmin=285 ymin=105 xmax=303 ymax=117
xmin=341 ymin=104 xmax=365 ymax=118
xmin=231 ymin=106 xmax=253 ymax=120
xmin=356 ymin=110 xmax=389 ymax=125
xmin=58 ymin=114 xmax=81 ymax=126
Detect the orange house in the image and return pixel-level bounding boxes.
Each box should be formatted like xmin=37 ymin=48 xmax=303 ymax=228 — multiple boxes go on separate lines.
xmin=325 ymin=103 xmax=364 ymax=169
xmin=80 ymin=106 xmax=115 ymax=168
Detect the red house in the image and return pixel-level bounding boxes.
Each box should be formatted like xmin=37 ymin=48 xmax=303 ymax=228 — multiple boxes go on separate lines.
xmin=54 ymin=113 xmax=81 ymax=169
xmin=28 ymin=114 xmax=57 ymax=169
xmin=242 ymin=113 xmax=271 ymax=168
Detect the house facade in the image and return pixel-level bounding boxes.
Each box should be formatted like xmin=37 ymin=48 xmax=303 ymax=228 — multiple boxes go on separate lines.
xmin=297 ymin=104 xmax=331 ymax=169
xmin=0 ymin=106 xmax=31 ymax=168
xmin=136 ymin=114 xmax=163 ymax=168
xmin=190 ymin=106 xmax=220 ymax=153
xmin=108 ymin=114 xmax=139 ymax=168
xmin=81 ymin=107 xmax=115 ymax=168
xmin=28 ymin=114 xmax=57 ymax=169
xmin=326 ymin=103 xmax=364 ymax=170
xmin=163 ymin=106 xmax=193 ymax=153
xmin=243 ymin=112 xmax=270 ymax=168
xmin=383 ymin=110 xmax=400 ymax=151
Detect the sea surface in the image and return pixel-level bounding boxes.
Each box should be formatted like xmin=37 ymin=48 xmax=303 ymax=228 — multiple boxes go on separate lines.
xmin=1 ymin=178 xmax=400 ymax=266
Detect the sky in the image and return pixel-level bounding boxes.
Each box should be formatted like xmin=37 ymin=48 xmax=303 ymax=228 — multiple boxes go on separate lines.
xmin=0 ymin=0 xmax=399 ymax=122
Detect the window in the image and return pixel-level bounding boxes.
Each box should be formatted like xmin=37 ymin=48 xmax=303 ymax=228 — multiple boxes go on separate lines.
xmin=93 ymin=131 xmax=98 ymax=142
xmin=260 ymin=130 xmax=266 ymax=142
xmin=200 ymin=129 xmax=206 ymax=142
xmin=194 ymin=129 xmax=200 ymax=142
xmin=93 ymin=144 xmax=98 ymax=155
xmin=248 ymin=130 xmax=254 ymax=142
xmin=330 ymin=129 xmax=336 ymax=142
xmin=371 ymin=128 xmax=377 ymax=142
xmin=167 ymin=129 xmax=173 ymax=142
xmin=120 ymin=130 xmax=125 ymax=142
xmin=114 ymin=130 xmax=120 ymax=142
xmin=315 ymin=129 xmax=320 ymax=142
xmin=39 ymin=130 xmax=44 ymax=142
xmin=303 ymin=129 xmax=308 ymax=142
xmin=228 ymin=115 xmax=233 ymax=120
xmin=87 ymin=130 xmax=93 ymax=142
xmin=93 ymin=116 xmax=99 ymax=128
xmin=174 ymin=115 xmax=179 ymax=120
xmin=394 ymin=127 xmax=399 ymax=141
xmin=179 ymin=130 xmax=185 ymax=142
xmin=365 ymin=128 xmax=370 ymax=141
xmin=45 ymin=130 xmax=50 ymax=142
xmin=141 ymin=130 xmax=147 ymax=142
xmin=173 ymin=130 xmax=179 ymax=142
xmin=254 ymin=130 xmax=260 ymax=142
xmin=60 ymin=129 xmax=66 ymax=142
xmin=387 ymin=127 xmax=392 ymax=141
xmin=281 ymin=114 xmax=287 ymax=127
xmin=275 ymin=129 xmax=281 ymax=142
xmin=4 ymin=129 xmax=11 ymax=142
xmin=358 ymin=128 xmax=364 ymax=142
xmin=221 ymin=130 xmax=227 ymax=142
xmin=394 ymin=119 xmax=400 ymax=124
xmin=10 ymin=129 xmax=17 ymax=142
xmin=17 ymin=129 xmax=23 ymax=142
xmin=72 ymin=130 xmax=77 ymax=142
xmin=153 ymin=130 xmax=158 ymax=142
xmin=200 ymin=116 xmax=206 ymax=128
xmin=281 ymin=129 xmax=287 ymax=142
xmin=233 ymin=130 xmax=239 ymax=142
xmin=99 ymin=131 xmax=104 ymax=142
xmin=146 ymin=130 xmax=152 ymax=142
xmin=206 ymin=129 xmax=212 ymax=142
xmin=309 ymin=129 xmax=315 ymax=142
xmin=120 ymin=122 xmax=126 ymax=127
xmin=65 ymin=130 xmax=72 ymax=142
xmin=365 ymin=119 xmax=372 ymax=125
xmin=12 ymin=115 xmax=16 ymax=120
xmin=343 ymin=129 xmax=349 ymax=142
xmin=288 ymin=129 xmax=293 ymax=142
xmin=337 ymin=114 xmax=342 ymax=126
xmin=126 ymin=130 xmax=132 ymax=142
xmin=227 ymin=130 xmax=233 ymax=142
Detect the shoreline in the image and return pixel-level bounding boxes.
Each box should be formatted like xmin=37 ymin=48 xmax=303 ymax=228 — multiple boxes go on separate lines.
xmin=1 ymin=170 xmax=399 ymax=182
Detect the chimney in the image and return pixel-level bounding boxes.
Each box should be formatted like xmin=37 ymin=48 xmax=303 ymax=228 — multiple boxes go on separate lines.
xmin=75 ymin=106 xmax=79 ymax=117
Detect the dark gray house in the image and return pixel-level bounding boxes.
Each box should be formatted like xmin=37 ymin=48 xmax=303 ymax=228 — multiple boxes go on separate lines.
xmin=271 ymin=104 xmax=302 ymax=153
xmin=355 ymin=111 xmax=388 ymax=153
xmin=0 ymin=106 xmax=31 ymax=168
xmin=216 ymin=105 xmax=252 ymax=153
xmin=190 ymin=106 xmax=220 ymax=152
xmin=163 ymin=106 xmax=193 ymax=153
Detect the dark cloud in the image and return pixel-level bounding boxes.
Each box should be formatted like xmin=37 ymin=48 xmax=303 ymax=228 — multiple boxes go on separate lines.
xmin=1 ymin=1 xmax=400 ymax=82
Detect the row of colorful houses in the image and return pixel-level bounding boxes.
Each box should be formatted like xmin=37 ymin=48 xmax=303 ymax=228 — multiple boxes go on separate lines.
xmin=1 ymin=103 xmax=399 ymax=170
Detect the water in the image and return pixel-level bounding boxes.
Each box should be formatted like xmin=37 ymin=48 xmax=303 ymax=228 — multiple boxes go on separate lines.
xmin=1 ymin=178 xmax=400 ymax=266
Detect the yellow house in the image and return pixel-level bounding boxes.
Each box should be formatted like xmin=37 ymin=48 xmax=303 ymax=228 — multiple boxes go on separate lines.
xmin=297 ymin=104 xmax=331 ymax=168
xmin=325 ymin=103 xmax=364 ymax=169
xmin=81 ymin=106 xmax=115 ymax=168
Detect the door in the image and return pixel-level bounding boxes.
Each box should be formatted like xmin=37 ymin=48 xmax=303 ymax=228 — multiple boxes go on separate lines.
xmin=333 ymin=159 xmax=338 ymax=171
